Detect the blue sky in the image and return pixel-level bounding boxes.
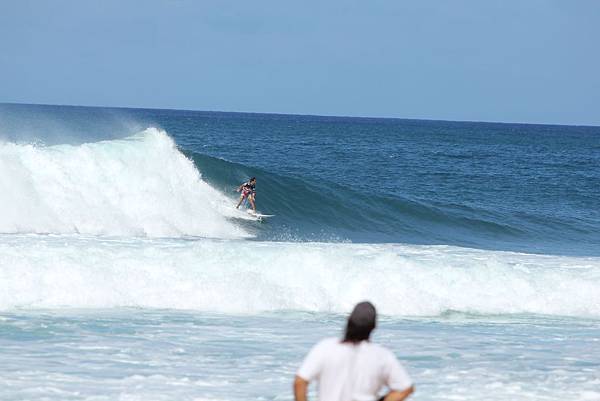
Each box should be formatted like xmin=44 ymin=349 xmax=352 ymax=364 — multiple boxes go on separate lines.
xmin=1 ymin=0 xmax=599 ymax=125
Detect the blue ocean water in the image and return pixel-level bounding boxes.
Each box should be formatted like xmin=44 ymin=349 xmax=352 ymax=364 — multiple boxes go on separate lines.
xmin=0 ymin=103 xmax=599 ymax=400
xmin=2 ymin=103 xmax=598 ymax=254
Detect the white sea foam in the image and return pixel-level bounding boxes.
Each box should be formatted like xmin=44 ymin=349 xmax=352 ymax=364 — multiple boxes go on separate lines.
xmin=1 ymin=235 xmax=599 ymax=317
xmin=0 ymin=128 xmax=249 ymax=238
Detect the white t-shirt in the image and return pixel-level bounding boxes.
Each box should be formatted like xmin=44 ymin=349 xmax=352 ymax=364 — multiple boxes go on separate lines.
xmin=297 ymin=337 xmax=412 ymax=401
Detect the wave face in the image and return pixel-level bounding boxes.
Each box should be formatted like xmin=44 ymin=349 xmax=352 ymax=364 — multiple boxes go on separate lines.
xmin=1 ymin=235 xmax=599 ymax=317
xmin=190 ymin=152 xmax=508 ymax=243
xmin=0 ymin=128 xmax=248 ymax=239
xmin=189 ymin=151 xmax=598 ymax=255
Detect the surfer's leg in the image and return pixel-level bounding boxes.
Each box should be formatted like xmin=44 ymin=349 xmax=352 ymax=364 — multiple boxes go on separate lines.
xmin=236 ymin=194 xmax=245 ymax=209
xmin=249 ymin=195 xmax=256 ymax=212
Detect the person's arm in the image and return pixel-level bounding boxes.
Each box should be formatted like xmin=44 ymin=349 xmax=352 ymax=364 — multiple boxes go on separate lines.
xmin=383 ymin=351 xmax=414 ymax=401
xmin=383 ymin=386 xmax=414 ymax=401
xmin=294 ymin=339 xmax=326 ymax=401
xmin=294 ymin=375 xmax=309 ymax=401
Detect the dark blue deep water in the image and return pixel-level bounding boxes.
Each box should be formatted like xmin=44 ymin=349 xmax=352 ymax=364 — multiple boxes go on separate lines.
xmin=1 ymin=103 xmax=599 ymax=255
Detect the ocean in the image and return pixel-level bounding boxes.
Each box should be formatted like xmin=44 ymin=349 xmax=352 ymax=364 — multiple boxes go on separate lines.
xmin=0 ymin=103 xmax=599 ymax=400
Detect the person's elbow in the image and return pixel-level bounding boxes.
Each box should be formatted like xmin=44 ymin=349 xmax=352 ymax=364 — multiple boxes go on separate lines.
xmin=385 ymin=385 xmax=415 ymax=401
xmin=293 ymin=376 xmax=309 ymax=401
xmin=294 ymin=375 xmax=307 ymax=386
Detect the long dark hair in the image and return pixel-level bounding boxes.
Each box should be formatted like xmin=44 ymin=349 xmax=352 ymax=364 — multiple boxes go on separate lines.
xmin=343 ymin=301 xmax=377 ymax=343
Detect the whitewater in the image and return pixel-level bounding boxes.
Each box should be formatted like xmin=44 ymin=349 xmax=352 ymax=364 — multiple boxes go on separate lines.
xmin=2 ymin=235 xmax=600 ymax=317
xmin=1 ymin=105 xmax=599 ymax=401
xmin=0 ymin=128 xmax=249 ymax=238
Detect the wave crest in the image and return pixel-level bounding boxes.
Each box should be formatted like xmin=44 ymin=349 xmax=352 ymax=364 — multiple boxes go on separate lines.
xmin=0 ymin=128 xmax=248 ymax=238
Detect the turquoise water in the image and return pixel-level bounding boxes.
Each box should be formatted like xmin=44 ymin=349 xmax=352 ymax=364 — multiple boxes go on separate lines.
xmin=1 ymin=310 xmax=599 ymax=401
xmin=0 ymin=103 xmax=599 ymax=400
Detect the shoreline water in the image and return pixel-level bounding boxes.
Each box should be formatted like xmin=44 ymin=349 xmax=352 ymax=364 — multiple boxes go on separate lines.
xmin=1 ymin=309 xmax=599 ymax=401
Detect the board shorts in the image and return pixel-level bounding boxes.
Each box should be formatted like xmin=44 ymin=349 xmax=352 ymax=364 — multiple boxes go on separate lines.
xmin=241 ymin=189 xmax=255 ymax=198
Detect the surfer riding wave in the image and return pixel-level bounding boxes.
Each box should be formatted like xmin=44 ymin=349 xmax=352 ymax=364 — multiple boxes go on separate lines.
xmin=236 ymin=177 xmax=257 ymax=213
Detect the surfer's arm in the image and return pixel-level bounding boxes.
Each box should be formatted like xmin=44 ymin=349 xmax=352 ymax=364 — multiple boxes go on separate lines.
xmin=293 ymin=376 xmax=309 ymax=401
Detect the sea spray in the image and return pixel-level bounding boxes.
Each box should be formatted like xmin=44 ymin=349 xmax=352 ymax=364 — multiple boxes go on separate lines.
xmin=0 ymin=128 xmax=249 ymax=238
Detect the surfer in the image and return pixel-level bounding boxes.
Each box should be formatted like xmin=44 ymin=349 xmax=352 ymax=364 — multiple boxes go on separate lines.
xmin=235 ymin=177 xmax=257 ymax=212
xmin=294 ymin=301 xmax=414 ymax=401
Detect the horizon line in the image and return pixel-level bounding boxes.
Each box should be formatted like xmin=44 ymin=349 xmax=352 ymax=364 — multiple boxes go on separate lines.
xmin=2 ymin=101 xmax=599 ymax=129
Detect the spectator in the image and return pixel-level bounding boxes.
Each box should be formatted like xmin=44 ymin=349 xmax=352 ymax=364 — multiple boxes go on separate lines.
xmin=294 ymin=301 xmax=414 ymax=401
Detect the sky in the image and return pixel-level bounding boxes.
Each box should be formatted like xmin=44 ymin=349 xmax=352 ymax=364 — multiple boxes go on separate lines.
xmin=1 ymin=0 xmax=599 ymax=125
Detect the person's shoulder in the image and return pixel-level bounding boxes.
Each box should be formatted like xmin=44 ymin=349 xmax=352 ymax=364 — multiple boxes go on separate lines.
xmin=311 ymin=337 xmax=342 ymax=350
xmin=317 ymin=337 xmax=341 ymax=347
xmin=306 ymin=337 xmax=341 ymax=356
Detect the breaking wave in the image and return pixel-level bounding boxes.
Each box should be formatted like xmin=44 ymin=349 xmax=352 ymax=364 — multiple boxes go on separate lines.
xmin=0 ymin=128 xmax=249 ymax=239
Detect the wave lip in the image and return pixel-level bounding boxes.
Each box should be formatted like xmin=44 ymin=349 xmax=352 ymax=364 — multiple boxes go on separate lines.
xmin=0 ymin=128 xmax=249 ymax=239
xmin=2 ymin=235 xmax=599 ymax=318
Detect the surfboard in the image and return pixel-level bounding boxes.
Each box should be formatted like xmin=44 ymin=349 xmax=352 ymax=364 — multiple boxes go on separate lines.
xmin=246 ymin=210 xmax=275 ymax=220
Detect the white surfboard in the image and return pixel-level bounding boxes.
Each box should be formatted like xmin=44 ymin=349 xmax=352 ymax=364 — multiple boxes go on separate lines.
xmin=246 ymin=210 xmax=275 ymax=220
